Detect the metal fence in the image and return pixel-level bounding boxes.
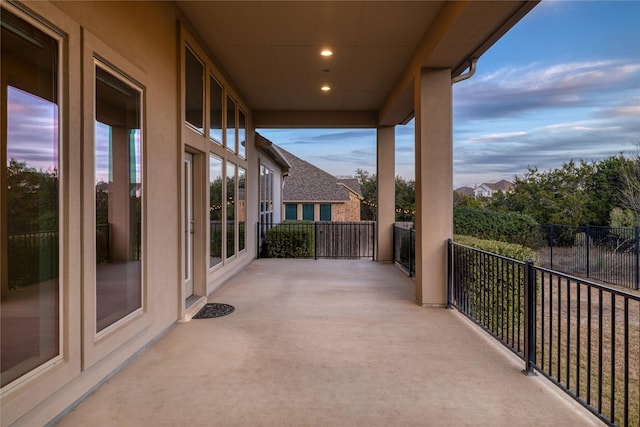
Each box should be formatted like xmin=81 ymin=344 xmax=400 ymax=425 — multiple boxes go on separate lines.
xmin=257 ymin=221 xmax=375 ymax=260
xmin=449 ymin=240 xmax=640 ymax=427
xmin=393 ymin=223 xmax=415 ymax=276
xmin=539 ymin=224 xmax=639 ymax=290
xmin=7 ymin=230 xmax=58 ymax=290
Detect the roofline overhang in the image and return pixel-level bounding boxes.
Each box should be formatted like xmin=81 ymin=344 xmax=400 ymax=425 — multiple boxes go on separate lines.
xmin=255 ymin=133 xmax=292 ymax=174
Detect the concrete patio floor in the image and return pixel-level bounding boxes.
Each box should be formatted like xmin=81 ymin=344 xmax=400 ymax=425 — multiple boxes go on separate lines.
xmin=55 ymin=259 xmax=603 ymax=426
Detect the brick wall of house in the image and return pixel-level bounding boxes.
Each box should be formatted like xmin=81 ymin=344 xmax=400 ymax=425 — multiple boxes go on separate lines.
xmin=332 ymin=192 xmax=361 ymax=221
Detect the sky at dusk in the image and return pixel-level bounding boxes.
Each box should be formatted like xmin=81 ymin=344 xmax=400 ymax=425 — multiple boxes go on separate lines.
xmin=259 ymin=0 xmax=640 ymax=188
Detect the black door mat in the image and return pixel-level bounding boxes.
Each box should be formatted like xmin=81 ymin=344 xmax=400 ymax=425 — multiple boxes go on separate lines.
xmin=193 ymin=303 xmax=235 ymax=319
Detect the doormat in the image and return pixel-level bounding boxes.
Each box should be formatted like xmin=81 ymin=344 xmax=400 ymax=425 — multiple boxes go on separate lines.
xmin=193 ymin=303 xmax=235 ymax=319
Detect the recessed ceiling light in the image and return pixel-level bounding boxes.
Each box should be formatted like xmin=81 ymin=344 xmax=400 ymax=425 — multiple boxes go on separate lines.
xmin=320 ymin=49 xmax=333 ymax=57
xmin=321 ymin=85 xmax=331 ymax=92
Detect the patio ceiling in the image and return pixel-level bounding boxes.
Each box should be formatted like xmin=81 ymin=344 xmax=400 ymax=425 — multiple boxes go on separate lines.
xmin=176 ymin=1 xmax=538 ymax=127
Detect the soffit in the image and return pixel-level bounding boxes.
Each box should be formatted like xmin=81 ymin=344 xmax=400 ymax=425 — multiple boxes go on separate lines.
xmin=176 ymin=1 xmax=537 ymax=127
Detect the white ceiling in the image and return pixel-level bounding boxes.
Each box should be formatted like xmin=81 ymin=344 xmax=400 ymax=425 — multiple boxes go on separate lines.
xmin=176 ymin=1 xmax=538 ymax=127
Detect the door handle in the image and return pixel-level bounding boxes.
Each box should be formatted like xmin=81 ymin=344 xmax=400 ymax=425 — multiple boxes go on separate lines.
xmin=190 ymin=220 xmax=195 ymax=234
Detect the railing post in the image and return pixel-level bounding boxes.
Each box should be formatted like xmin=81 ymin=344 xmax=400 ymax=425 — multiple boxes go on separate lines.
xmin=522 ymin=259 xmax=537 ymax=376
xmin=585 ymin=224 xmax=590 ymax=278
xmin=314 ymin=221 xmax=318 ymax=260
xmin=372 ymin=221 xmax=376 ymax=261
xmin=447 ymin=239 xmax=453 ymax=309
xmin=410 ymin=226 xmax=415 ymax=278
xmin=549 ymin=224 xmax=554 ymax=270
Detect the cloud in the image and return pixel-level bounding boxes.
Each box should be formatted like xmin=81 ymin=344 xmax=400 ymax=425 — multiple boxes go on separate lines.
xmin=454 ymin=60 xmax=640 ymax=120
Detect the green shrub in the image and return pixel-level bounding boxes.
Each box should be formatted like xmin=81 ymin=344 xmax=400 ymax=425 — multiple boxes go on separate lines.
xmin=453 ymin=207 xmax=543 ymax=248
xmin=453 ymin=235 xmax=537 ymax=337
xmin=454 ymin=234 xmax=538 ymax=263
xmin=265 ymin=221 xmax=315 ymax=258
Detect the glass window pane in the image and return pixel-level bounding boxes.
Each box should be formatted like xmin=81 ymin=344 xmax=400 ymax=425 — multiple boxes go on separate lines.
xmin=185 ymin=46 xmax=203 ymax=132
xmin=226 ymin=95 xmax=236 ymax=153
xmin=226 ymin=162 xmax=236 ymax=258
xmin=1 ymin=9 xmax=60 ymax=387
xmin=320 ymin=204 xmax=332 ymax=221
xmin=95 ymin=65 xmax=142 ymax=332
xmin=238 ymin=109 xmax=246 ymax=158
xmin=209 ymin=155 xmax=223 ymax=268
xmin=238 ymin=168 xmax=246 ymax=252
xmin=209 ymin=76 xmax=223 ymax=144
xmin=285 ymin=204 xmax=297 ymax=220
xmin=302 ymin=204 xmax=314 ymax=221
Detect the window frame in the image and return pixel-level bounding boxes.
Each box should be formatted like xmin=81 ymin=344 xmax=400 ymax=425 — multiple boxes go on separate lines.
xmin=81 ymin=30 xmax=149 ymax=369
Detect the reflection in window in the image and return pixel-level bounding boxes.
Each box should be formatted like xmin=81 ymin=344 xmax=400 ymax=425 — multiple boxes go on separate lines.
xmin=238 ymin=168 xmax=246 ymax=252
xmin=209 ymin=76 xmax=223 ymax=144
xmin=95 ymin=65 xmax=142 ymax=332
xmin=185 ymin=46 xmax=203 ymax=132
xmin=238 ymin=109 xmax=246 ymax=159
xmin=226 ymin=95 xmax=236 ymax=153
xmin=1 ymin=9 xmax=60 ymax=387
xmin=209 ymin=155 xmax=223 ymax=268
xmin=226 ymin=162 xmax=236 ymax=258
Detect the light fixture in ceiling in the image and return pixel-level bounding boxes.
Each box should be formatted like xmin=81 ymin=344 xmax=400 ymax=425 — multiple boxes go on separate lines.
xmin=320 ymin=49 xmax=333 ymax=57
xmin=320 ymin=85 xmax=331 ymax=92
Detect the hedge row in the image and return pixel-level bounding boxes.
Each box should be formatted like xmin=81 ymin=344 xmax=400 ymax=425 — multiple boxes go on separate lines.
xmin=453 ymin=234 xmax=537 ymax=338
xmin=264 ymin=221 xmax=315 ymax=258
xmin=453 ymin=207 xmax=543 ymax=248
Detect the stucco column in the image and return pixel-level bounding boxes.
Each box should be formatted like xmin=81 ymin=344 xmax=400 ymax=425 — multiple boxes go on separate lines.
xmin=376 ymin=126 xmax=395 ymax=262
xmin=414 ymin=68 xmax=453 ymax=306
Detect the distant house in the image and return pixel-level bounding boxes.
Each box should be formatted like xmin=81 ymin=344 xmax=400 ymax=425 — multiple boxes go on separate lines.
xmin=279 ymin=148 xmax=363 ymax=221
xmin=472 ymin=179 xmax=514 ymax=198
xmin=454 ymin=180 xmax=514 ymax=198
xmin=454 ymin=186 xmax=474 ymax=197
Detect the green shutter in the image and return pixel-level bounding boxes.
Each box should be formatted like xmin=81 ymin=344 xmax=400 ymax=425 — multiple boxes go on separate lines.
xmin=285 ymin=204 xmax=297 ymax=220
xmin=319 ymin=204 xmax=331 ymax=221
xmin=302 ymin=204 xmax=314 ymax=221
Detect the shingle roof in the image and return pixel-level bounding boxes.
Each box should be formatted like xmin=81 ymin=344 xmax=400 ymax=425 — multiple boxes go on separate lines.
xmin=337 ymin=178 xmax=363 ymax=198
xmin=454 ymin=186 xmax=474 ymax=196
xmin=279 ymin=148 xmax=350 ymax=202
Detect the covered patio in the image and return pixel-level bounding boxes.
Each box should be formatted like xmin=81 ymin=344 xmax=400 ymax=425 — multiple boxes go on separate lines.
xmin=56 ymin=259 xmax=600 ymax=426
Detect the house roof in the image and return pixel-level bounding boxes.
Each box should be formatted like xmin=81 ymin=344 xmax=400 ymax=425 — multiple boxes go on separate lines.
xmin=486 ymin=179 xmax=514 ymax=192
xmin=454 ymin=186 xmax=474 ymax=197
xmin=337 ymin=178 xmax=363 ymax=198
xmin=176 ymin=1 xmax=538 ymax=127
xmin=280 ymin=148 xmax=351 ymax=202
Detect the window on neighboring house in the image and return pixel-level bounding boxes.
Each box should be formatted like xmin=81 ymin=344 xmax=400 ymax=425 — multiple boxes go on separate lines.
xmin=94 ymin=63 xmax=143 ymax=333
xmin=209 ymin=75 xmax=223 ymax=144
xmin=185 ymin=46 xmax=203 ymax=132
xmin=1 ymin=8 xmax=60 ymax=387
xmin=285 ymin=204 xmax=297 ymax=220
xmin=260 ymin=165 xmax=274 ymax=224
xmin=302 ymin=204 xmax=314 ymax=221
xmin=209 ymin=154 xmax=223 ymax=268
xmin=319 ymin=204 xmax=332 ymax=221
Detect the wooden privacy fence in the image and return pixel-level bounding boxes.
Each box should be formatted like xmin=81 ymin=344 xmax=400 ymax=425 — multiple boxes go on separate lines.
xmin=258 ymin=221 xmax=375 ymax=260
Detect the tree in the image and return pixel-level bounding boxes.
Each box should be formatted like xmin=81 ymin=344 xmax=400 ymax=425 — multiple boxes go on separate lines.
xmin=6 ymin=159 xmax=58 ymax=233
xmin=619 ymin=143 xmax=640 ymax=225
xmin=490 ymin=160 xmax=598 ymax=226
xmin=355 ymin=169 xmax=416 ymax=222
xmin=355 ymin=169 xmax=377 ymax=220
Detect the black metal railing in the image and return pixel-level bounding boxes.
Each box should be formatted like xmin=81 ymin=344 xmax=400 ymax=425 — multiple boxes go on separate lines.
xmin=393 ymin=223 xmax=415 ymax=277
xmin=539 ymin=224 xmax=639 ymax=290
xmin=257 ymin=221 xmax=375 ymax=260
xmin=449 ymin=240 xmax=640 ymax=427
xmin=7 ymin=230 xmax=59 ymax=290
xmin=96 ymin=223 xmax=110 ymax=263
